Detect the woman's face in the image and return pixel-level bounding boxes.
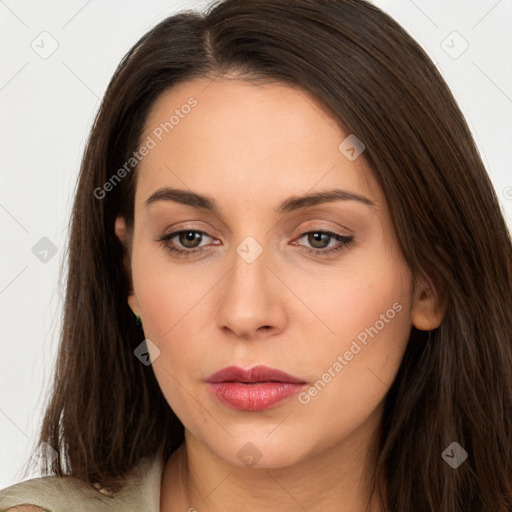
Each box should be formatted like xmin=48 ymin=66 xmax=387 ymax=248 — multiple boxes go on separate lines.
xmin=116 ymin=77 xmax=435 ymax=469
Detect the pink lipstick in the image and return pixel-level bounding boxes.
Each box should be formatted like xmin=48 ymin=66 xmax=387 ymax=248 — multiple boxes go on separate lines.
xmin=206 ymin=365 xmax=307 ymax=411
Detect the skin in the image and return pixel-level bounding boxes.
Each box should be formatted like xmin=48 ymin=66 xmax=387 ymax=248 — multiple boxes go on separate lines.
xmin=115 ymin=77 xmax=444 ymax=512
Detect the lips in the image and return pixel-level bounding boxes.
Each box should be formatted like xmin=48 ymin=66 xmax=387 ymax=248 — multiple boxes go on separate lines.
xmin=206 ymin=365 xmax=306 ymax=384
xmin=206 ymin=365 xmax=307 ymax=411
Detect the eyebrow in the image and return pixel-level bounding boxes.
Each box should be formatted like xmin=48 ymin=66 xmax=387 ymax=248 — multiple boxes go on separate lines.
xmin=144 ymin=187 xmax=374 ymax=213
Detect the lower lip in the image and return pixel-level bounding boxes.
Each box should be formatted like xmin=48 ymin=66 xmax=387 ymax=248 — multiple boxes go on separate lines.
xmin=207 ymin=382 xmax=306 ymax=411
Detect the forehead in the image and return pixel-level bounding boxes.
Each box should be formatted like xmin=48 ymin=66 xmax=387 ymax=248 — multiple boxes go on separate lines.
xmin=135 ymin=78 xmax=380 ymax=211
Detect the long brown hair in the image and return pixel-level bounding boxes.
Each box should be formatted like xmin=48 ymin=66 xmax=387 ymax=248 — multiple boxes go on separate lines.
xmin=28 ymin=0 xmax=512 ymax=509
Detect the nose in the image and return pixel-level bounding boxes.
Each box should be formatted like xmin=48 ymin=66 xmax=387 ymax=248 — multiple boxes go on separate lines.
xmin=215 ymin=240 xmax=287 ymax=341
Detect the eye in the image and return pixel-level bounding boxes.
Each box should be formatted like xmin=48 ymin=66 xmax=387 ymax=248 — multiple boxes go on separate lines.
xmin=155 ymin=229 xmax=216 ymax=258
xmin=294 ymin=230 xmax=354 ymax=256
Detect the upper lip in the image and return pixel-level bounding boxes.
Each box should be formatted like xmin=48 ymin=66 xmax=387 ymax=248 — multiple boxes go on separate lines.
xmin=206 ymin=365 xmax=306 ymax=384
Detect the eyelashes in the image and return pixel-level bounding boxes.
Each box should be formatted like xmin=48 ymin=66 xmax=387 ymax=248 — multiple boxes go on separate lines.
xmin=154 ymin=228 xmax=354 ymax=259
xmin=291 ymin=230 xmax=354 ymax=256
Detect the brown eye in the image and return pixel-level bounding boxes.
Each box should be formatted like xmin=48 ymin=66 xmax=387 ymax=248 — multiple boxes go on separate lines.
xmin=295 ymin=230 xmax=354 ymax=257
xmin=307 ymin=232 xmax=331 ymax=249
xmin=155 ymin=229 xmax=215 ymax=257
xmin=178 ymin=231 xmax=203 ymax=248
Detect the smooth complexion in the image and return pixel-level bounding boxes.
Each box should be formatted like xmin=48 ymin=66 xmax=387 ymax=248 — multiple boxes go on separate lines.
xmin=115 ymin=77 xmax=444 ymax=512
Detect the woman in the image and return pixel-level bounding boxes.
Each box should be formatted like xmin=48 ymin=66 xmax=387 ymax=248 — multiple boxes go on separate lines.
xmin=1 ymin=0 xmax=511 ymax=510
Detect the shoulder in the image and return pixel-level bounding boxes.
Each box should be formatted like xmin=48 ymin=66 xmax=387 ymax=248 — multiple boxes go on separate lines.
xmin=0 ymin=450 xmax=165 ymax=512
xmin=0 ymin=474 xmax=111 ymax=512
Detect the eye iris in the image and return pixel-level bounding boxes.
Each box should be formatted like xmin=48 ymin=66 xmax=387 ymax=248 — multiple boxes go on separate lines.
xmin=308 ymin=232 xmax=330 ymax=249
xmin=179 ymin=231 xmax=202 ymax=248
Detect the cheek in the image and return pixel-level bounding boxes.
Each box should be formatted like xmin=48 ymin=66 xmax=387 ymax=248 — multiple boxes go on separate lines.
xmin=131 ymin=260 xmax=210 ymax=421
xmin=290 ymin=245 xmax=413 ymax=364
xmin=131 ymin=238 xmax=208 ymax=341
xmin=130 ymin=243 xmax=224 ymax=398
xmin=293 ymin=254 xmax=413 ymax=433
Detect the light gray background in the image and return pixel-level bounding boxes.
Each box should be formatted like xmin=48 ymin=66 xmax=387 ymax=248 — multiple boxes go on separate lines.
xmin=1 ymin=0 xmax=511 ymax=487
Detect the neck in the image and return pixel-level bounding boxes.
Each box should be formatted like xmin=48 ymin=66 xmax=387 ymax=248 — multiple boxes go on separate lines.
xmin=160 ymin=409 xmax=385 ymax=512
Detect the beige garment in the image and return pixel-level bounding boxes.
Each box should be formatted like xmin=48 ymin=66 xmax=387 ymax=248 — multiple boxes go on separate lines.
xmin=0 ymin=450 xmax=165 ymax=512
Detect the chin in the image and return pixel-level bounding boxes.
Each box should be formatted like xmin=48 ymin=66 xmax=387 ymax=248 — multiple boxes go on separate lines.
xmin=210 ymin=433 xmax=315 ymax=470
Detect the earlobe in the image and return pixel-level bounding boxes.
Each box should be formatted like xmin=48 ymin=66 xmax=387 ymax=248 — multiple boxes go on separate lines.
xmin=115 ymin=216 xmax=128 ymax=247
xmin=115 ymin=216 xmax=140 ymax=317
xmin=127 ymin=293 xmax=140 ymax=317
xmin=411 ymin=276 xmax=446 ymax=331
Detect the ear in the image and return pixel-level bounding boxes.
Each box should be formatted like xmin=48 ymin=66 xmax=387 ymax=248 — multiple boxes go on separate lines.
xmin=115 ymin=215 xmax=140 ymax=316
xmin=410 ymin=275 xmax=446 ymax=331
